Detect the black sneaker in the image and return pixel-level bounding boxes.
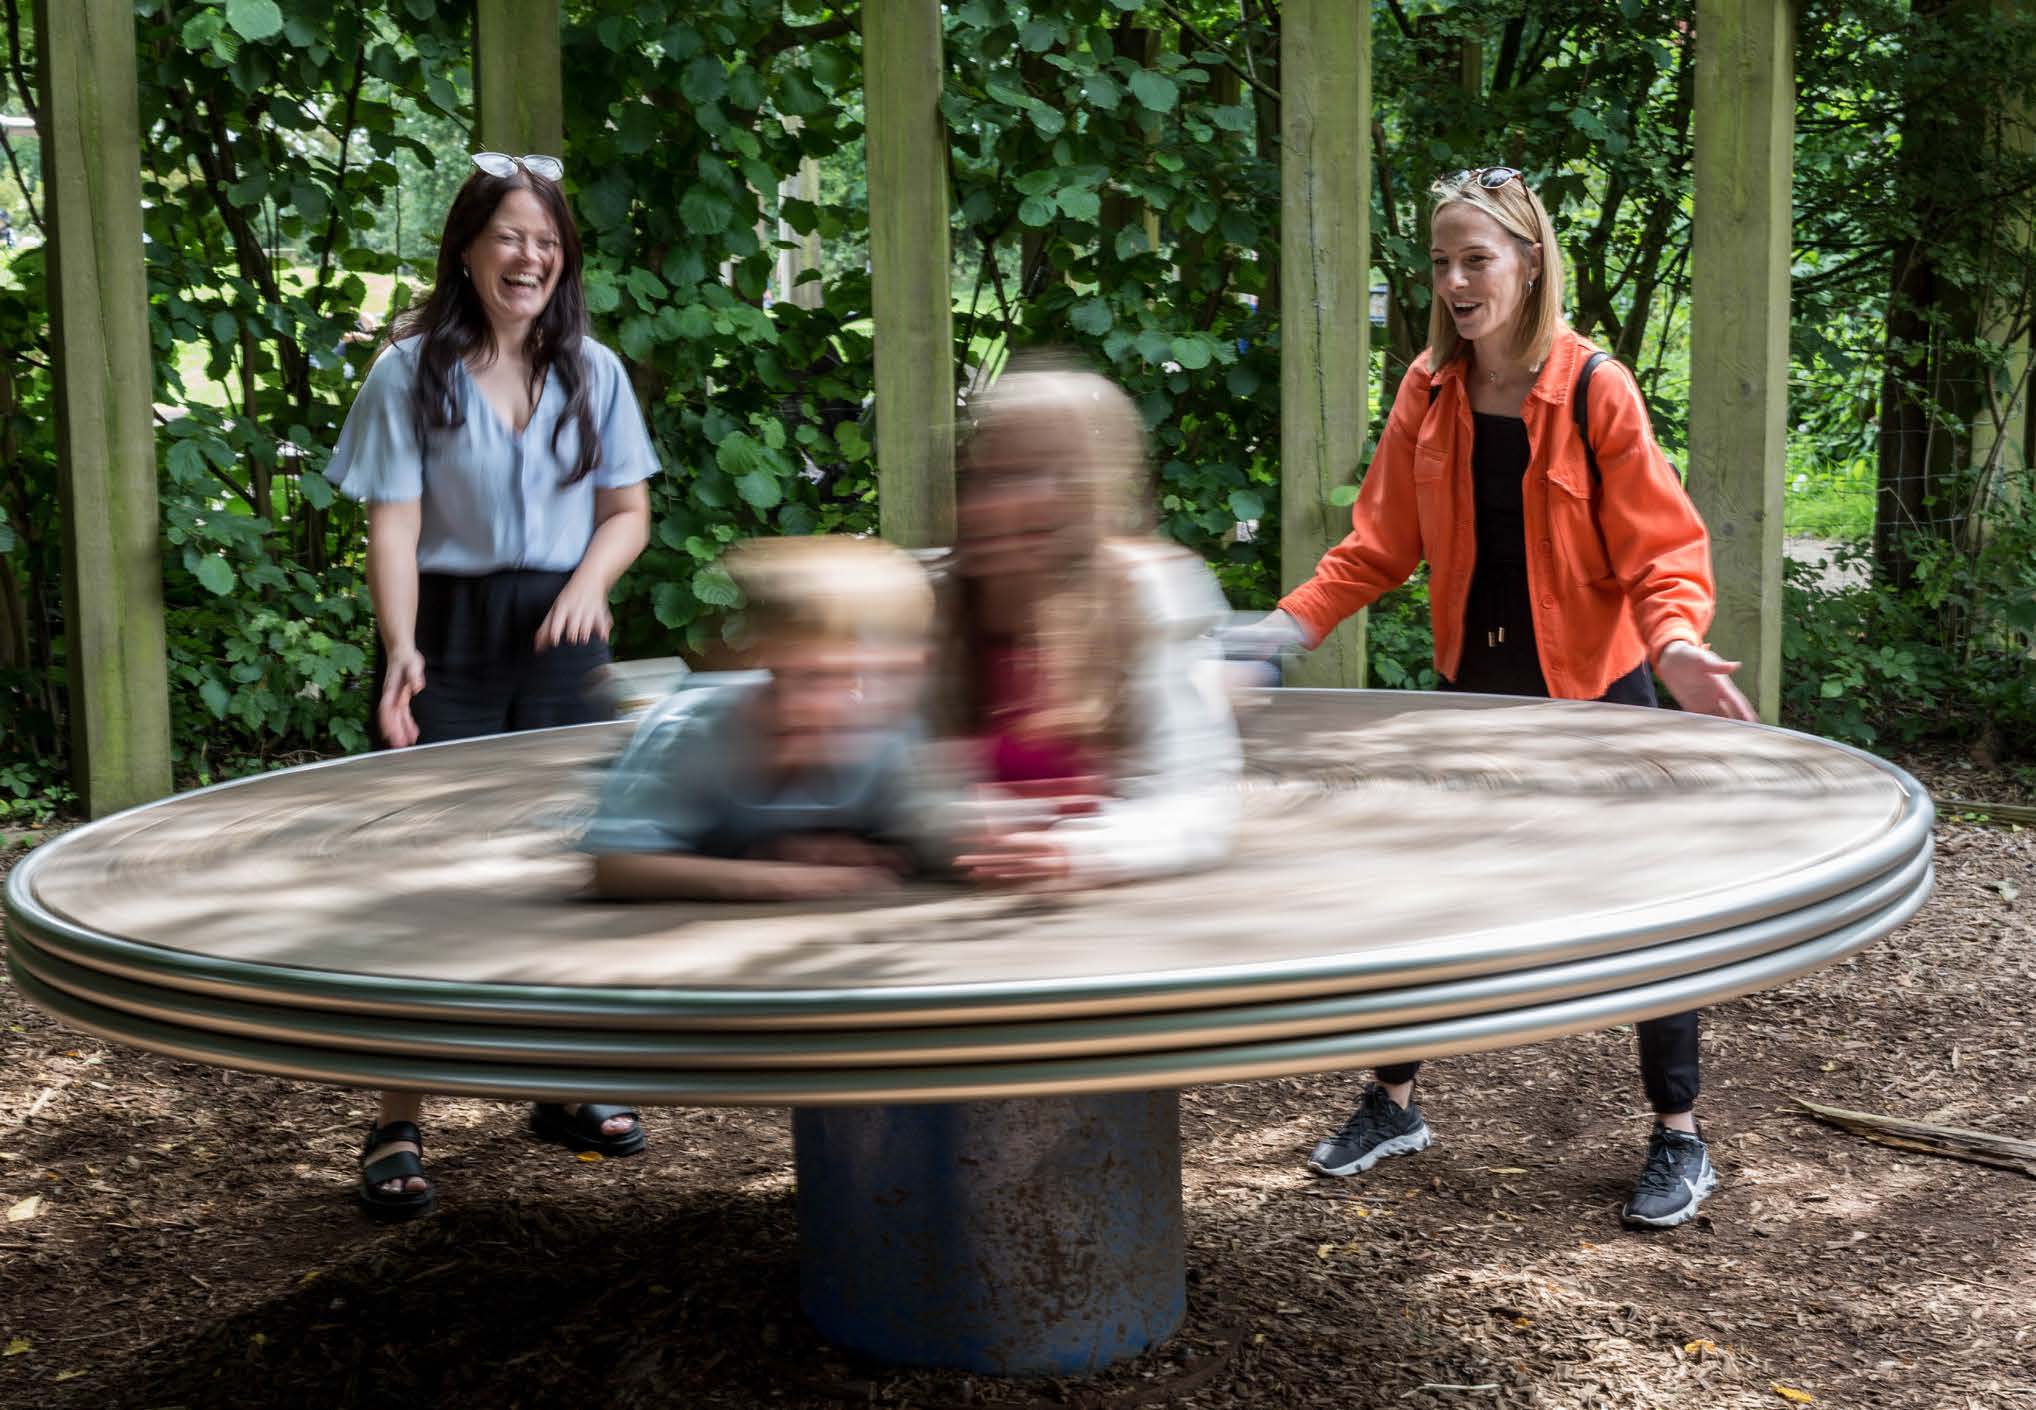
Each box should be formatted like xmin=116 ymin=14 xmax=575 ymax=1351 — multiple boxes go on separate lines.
xmin=1306 ymin=1082 xmax=1434 ymax=1177
xmin=1621 ymin=1124 xmax=1718 ymax=1228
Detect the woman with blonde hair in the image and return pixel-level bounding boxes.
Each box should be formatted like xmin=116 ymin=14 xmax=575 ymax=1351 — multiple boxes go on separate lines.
xmin=1263 ymin=167 xmax=1751 ymax=1229
xmin=940 ymin=360 xmax=1241 ymax=888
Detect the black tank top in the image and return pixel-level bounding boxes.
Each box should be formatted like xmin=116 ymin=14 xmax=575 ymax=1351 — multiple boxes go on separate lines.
xmin=1452 ymin=412 xmax=1547 ymax=696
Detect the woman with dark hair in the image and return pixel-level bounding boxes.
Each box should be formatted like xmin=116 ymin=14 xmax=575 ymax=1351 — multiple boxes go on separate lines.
xmin=326 ymin=153 xmax=655 ymax=1221
xmin=1262 ymin=166 xmax=1753 ymax=1230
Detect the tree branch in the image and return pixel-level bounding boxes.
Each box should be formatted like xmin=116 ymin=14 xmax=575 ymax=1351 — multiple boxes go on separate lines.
xmin=1 ymin=0 xmax=39 ymax=228
xmin=3 ymin=0 xmax=34 ymax=126
xmin=310 ymin=56 xmax=369 ymax=318
xmin=752 ymin=16 xmax=855 ymax=70
xmin=0 ymin=125 xmax=37 ymax=230
xmin=1152 ymin=0 xmax=1279 ymax=105
xmin=1490 ymin=17 xmax=1525 ymax=94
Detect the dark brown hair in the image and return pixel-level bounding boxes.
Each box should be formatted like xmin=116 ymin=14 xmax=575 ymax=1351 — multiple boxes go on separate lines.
xmin=391 ymin=166 xmax=601 ymax=484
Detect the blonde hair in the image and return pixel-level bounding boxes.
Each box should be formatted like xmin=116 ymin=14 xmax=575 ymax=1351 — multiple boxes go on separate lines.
xmin=721 ymin=535 xmax=933 ymax=650
xmin=950 ymin=360 xmax=1162 ymax=752
xmin=961 ymin=362 xmax=1153 ymax=540
xmin=1425 ymin=171 xmax=1567 ymax=371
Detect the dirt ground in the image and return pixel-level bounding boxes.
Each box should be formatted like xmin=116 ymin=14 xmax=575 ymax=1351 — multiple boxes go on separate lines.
xmin=1 ymin=753 xmax=2032 ymax=1410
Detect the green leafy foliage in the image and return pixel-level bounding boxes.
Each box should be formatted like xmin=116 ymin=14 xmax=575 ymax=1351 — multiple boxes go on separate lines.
xmin=7 ymin=0 xmax=2036 ymax=815
xmin=1368 ymin=0 xmax=1705 ymax=439
xmin=942 ymin=1 xmax=1283 ymax=605
xmin=559 ymin=1 xmax=877 ymax=657
xmin=133 ymin=0 xmax=471 ymax=777
xmin=3 ymin=2 xmax=472 ymax=788
xmin=1782 ymin=465 xmax=2036 ymax=753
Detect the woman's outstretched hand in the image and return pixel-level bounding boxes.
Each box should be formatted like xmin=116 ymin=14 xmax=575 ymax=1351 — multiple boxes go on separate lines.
xmin=1220 ymin=609 xmax=1311 ymax=661
xmin=378 ymin=646 xmax=426 ymax=748
xmin=536 ymin=577 xmax=613 ymax=651
xmin=1656 ymin=641 xmax=1758 ymax=722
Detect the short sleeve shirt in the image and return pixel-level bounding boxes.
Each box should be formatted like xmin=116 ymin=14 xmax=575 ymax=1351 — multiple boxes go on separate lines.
xmin=324 ymin=335 xmax=658 ymax=574
xmin=579 ymin=673 xmax=923 ymax=859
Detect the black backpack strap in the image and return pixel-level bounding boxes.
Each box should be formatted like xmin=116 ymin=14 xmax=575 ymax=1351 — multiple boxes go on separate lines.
xmin=1573 ymin=350 xmax=1612 ymax=482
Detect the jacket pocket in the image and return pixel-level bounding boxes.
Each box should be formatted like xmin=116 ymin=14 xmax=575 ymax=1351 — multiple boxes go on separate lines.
xmin=1411 ymin=444 xmax=1452 ymax=558
xmin=1544 ymin=462 xmax=1614 ymax=582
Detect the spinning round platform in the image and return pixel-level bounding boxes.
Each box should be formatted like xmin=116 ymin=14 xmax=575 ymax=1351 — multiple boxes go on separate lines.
xmin=5 ymin=690 xmax=1933 ymax=1102
xmin=3 ymin=689 xmax=1936 ymax=1376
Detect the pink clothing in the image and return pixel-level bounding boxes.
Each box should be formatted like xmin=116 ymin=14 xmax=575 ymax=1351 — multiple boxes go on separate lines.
xmin=980 ymin=643 xmax=1093 ymax=784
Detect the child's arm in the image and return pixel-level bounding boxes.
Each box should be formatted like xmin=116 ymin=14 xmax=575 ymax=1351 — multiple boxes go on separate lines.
xmin=1021 ymin=549 xmax=1243 ymax=885
xmin=590 ymin=851 xmax=896 ymax=902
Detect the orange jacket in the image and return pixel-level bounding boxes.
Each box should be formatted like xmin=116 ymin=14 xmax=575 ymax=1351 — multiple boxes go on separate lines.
xmin=1278 ymin=328 xmax=1715 ymax=701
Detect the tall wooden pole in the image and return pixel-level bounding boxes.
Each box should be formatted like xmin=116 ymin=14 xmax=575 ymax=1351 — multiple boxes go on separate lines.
xmin=1279 ymin=0 xmax=1369 ymax=688
xmin=474 ymin=0 xmax=563 ymax=156
xmin=864 ymin=0 xmax=955 ymax=548
xmin=1689 ymin=0 xmax=1793 ymax=722
xmin=34 ymin=0 xmax=170 ymax=815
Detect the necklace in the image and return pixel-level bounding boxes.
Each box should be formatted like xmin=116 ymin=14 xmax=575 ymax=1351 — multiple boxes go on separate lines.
xmin=1481 ymin=360 xmax=1542 ymax=386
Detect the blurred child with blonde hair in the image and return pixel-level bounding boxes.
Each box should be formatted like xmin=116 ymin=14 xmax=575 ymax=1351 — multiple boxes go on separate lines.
xmin=583 ymin=534 xmax=937 ymax=901
xmin=940 ymin=359 xmax=1241 ymax=886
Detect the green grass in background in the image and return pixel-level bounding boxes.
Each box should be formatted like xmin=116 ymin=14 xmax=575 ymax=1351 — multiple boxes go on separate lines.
xmin=1784 ymin=440 xmax=1876 ymax=541
xmin=167 ymin=268 xmax=412 ymax=411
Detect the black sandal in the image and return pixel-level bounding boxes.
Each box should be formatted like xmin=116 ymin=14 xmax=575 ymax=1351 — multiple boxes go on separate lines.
xmin=358 ymin=1120 xmax=436 ymax=1223
xmin=530 ymin=1103 xmax=647 ymax=1157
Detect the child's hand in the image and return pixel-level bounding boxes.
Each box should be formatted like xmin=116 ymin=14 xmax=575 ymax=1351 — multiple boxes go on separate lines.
xmin=752 ymin=862 xmax=901 ymax=901
xmin=996 ymin=776 xmax=1107 ymax=816
xmin=751 ymin=835 xmax=909 ymax=873
xmin=954 ymin=779 xmax=1107 ymax=841
xmin=955 ymin=832 xmax=1072 ymax=888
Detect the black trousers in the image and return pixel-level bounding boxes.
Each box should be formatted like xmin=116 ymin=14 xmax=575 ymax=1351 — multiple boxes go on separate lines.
xmin=372 ymin=569 xmax=611 ymax=749
xmin=1377 ymin=660 xmax=1702 ymax=1115
xmin=1376 ymin=1009 xmax=1700 ymax=1115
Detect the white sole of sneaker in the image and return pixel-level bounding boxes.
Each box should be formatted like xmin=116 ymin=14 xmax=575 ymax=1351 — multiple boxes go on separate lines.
xmin=1305 ymin=1124 xmax=1433 ymax=1178
xmin=1621 ymin=1165 xmax=1719 ymax=1229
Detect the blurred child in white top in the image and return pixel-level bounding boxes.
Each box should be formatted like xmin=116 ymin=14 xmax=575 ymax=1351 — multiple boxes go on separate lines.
xmin=936 ymin=361 xmax=1242 ymax=887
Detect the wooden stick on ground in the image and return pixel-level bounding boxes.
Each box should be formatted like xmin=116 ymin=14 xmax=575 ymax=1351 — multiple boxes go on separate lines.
xmin=1936 ymin=797 xmax=2036 ymax=827
xmin=1796 ymin=1099 xmax=2036 ymax=1178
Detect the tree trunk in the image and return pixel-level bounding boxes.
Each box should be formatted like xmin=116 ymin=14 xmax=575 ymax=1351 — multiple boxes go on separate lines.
xmin=1100 ymin=21 xmax=1160 ymax=269
xmin=1243 ymin=0 xmax=1278 ymax=322
xmin=1873 ymin=0 xmax=1993 ymax=589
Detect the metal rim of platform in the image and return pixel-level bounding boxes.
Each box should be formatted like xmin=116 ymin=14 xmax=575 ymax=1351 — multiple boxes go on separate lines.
xmin=5 ymin=844 xmax=1930 ymax=1073
xmin=6 ymin=860 xmax=1930 ymax=1104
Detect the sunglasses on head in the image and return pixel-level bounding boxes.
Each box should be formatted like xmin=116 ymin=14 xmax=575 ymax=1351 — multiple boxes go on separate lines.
xmin=471 ymin=152 xmax=564 ymax=182
xmin=1440 ymin=166 xmax=1521 ymax=191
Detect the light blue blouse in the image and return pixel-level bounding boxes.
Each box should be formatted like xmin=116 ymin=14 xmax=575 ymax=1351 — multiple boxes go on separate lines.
xmin=325 ymin=335 xmax=658 ymax=575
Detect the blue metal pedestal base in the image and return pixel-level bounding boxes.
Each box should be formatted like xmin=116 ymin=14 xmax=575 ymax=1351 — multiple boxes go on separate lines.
xmin=792 ymin=1091 xmax=1185 ymax=1376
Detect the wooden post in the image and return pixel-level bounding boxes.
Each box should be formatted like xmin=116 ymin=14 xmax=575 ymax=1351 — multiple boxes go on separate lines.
xmin=1279 ymin=0 xmax=1369 ymax=688
xmin=1688 ymin=0 xmax=1793 ymax=722
xmin=34 ymin=0 xmax=171 ymax=815
xmin=474 ymin=0 xmax=563 ymax=156
xmin=864 ymin=0 xmax=955 ymax=548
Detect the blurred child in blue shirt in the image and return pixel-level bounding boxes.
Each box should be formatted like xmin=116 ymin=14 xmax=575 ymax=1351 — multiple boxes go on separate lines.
xmin=582 ymin=536 xmax=935 ymax=901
